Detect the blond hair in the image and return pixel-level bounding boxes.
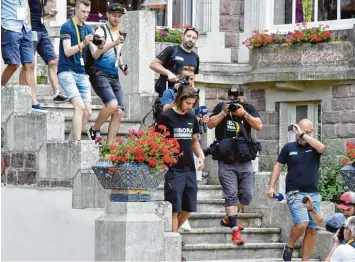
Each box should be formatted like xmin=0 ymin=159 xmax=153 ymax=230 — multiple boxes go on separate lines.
xmin=75 ymin=0 xmax=91 ymax=8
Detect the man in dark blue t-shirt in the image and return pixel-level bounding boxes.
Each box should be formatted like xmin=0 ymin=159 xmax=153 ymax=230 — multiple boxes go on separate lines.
xmin=57 ymin=0 xmax=104 ymax=140
xmin=267 ymin=119 xmax=326 ymax=261
xmin=27 ymin=0 xmax=68 ymax=103
xmin=150 ymin=27 xmax=200 ymax=98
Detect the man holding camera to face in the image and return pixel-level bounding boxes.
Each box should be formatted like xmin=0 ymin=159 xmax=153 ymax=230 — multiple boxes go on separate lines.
xmin=57 ymin=0 xmax=105 ymax=140
xmin=207 ymin=86 xmax=263 ymax=245
xmin=266 ymin=119 xmax=326 ymax=261
xmin=303 ymin=191 xmax=355 ymax=261
xmin=86 ymin=3 xmax=128 ymax=144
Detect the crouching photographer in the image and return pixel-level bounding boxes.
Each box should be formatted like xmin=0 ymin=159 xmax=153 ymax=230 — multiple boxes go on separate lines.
xmin=302 ymin=192 xmax=355 ymax=261
xmin=205 ymin=86 xmax=262 ymax=245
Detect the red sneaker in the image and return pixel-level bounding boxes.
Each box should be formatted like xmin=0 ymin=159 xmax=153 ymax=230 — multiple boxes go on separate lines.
xmin=232 ymin=228 xmax=244 ymax=245
xmin=220 ymin=216 xmax=244 ymax=231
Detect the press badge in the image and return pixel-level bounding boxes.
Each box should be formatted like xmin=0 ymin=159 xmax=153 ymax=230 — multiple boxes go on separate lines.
xmin=31 ymin=31 xmax=38 ymax=42
xmin=115 ymin=60 xmax=119 ymax=68
xmin=17 ymin=8 xmax=26 ymax=20
xmin=80 ymin=57 xmax=85 ymax=66
xmin=41 ymin=17 xmax=44 ymax=24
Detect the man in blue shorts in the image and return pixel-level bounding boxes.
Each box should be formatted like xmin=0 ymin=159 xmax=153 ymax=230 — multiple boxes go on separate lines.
xmin=87 ymin=3 xmax=128 ymax=144
xmin=1 ymin=0 xmax=40 ymax=110
xmin=267 ymin=119 xmax=326 ymax=261
xmin=57 ymin=0 xmax=105 ymax=140
xmin=25 ymin=0 xmax=68 ymax=102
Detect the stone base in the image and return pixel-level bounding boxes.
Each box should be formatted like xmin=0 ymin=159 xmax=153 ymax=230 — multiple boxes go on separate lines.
xmin=95 ymin=202 xmax=165 ymax=261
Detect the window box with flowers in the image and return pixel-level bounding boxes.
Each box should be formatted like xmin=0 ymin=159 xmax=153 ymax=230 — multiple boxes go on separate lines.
xmin=340 ymin=141 xmax=355 ymax=191
xmin=244 ymin=24 xmax=353 ymax=80
xmin=92 ymin=125 xmax=181 ymax=202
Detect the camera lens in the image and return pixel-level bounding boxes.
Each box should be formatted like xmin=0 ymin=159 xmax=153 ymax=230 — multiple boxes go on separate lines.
xmin=93 ymin=35 xmax=103 ymax=46
xmin=228 ymin=103 xmax=238 ymax=113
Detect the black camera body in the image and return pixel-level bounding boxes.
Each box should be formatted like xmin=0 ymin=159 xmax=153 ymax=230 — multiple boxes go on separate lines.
xmin=228 ymin=98 xmax=245 ymax=113
xmin=179 ymin=75 xmax=190 ymax=88
xmin=93 ymin=34 xmax=104 ymax=46
xmin=326 ymin=221 xmax=345 ymax=241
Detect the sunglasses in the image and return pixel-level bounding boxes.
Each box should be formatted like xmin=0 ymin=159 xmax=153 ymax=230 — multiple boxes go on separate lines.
xmin=339 ymin=200 xmax=354 ymax=206
xmin=184 ymin=27 xmax=199 ymax=36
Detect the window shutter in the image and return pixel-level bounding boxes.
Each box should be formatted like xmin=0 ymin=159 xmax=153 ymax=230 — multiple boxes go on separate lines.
xmin=279 ymin=102 xmax=291 ymax=151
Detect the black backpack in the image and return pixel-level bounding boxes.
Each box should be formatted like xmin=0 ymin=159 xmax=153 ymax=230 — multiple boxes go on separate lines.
xmin=154 ymin=45 xmax=179 ymax=97
xmin=85 ymin=25 xmax=107 ymax=78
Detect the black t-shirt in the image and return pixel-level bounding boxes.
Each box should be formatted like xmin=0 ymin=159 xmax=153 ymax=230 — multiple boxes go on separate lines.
xmin=156 ymin=45 xmax=199 ymax=87
xmin=157 ymin=108 xmax=200 ymax=171
xmin=210 ymin=102 xmax=260 ymax=140
xmin=278 ymin=141 xmax=321 ymax=193
xmin=29 ymin=0 xmax=48 ymax=32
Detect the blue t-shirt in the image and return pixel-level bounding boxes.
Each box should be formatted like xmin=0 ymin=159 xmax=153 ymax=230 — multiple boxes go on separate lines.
xmin=58 ymin=19 xmax=93 ymax=75
xmin=161 ymin=89 xmax=176 ymax=105
xmin=29 ymin=0 xmax=47 ymax=32
xmin=278 ymin=141 xmax=321 ymax=193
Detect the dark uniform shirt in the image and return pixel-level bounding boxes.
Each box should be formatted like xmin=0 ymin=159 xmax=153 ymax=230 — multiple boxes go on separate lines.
xmin=278 ymin=141 xmax=321 ymax=193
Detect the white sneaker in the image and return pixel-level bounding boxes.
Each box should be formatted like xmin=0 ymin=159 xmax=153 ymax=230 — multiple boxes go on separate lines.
xmin=179 ymin=219 xmax=192 ymax=232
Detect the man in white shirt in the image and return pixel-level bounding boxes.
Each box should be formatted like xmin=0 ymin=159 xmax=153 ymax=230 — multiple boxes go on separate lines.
xmin=328 ymin=216 xmax=355 ymax=261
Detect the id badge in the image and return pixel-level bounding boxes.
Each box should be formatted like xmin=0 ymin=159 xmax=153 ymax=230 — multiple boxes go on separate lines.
xmin=115 ymin=60 xmax=119 ymax=68
xmin=80 ymin=57 xmax=85 ymax=66
xmin=41 ymin=17 xmax=44 ymax=24
xmin=17 ymin=7 xmax=26 ymax=20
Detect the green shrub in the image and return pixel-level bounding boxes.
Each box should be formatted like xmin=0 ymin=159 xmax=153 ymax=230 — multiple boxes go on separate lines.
xmin=318 ymin=154 xmax=348 ymax=202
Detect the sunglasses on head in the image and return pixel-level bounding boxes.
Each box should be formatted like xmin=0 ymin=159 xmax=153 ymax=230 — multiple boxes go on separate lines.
xmin=183 ymin=66 xmax=195 ymax=72
xmin=184 ymin=27 xmax=199 ymax=36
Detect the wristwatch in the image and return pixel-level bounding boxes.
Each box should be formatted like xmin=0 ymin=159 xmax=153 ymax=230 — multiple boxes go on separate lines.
xmin=221 ymin=110 xmax=227 ymax=117
xmin=244 ymin=112 xmax=250 ymax=120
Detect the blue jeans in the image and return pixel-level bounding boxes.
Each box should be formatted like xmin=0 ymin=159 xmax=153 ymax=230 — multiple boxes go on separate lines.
xmin=286 ymin=191 xmax=321 ymax=229
xmin=1 ymin=26 xmax=34 ymax=65
xmin=33 ymin=31 xmax=56 ymax=64
xmin=58 ymin=71 xmax=91 ymax=103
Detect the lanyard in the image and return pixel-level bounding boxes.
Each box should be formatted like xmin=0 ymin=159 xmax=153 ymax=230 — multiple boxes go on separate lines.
xmin=105 ymin=24 xmax=119 ymax=56
xmin=348 ymin=239 xmax=355 ymax=245
xmin=72 ymin=18 xmax=83 ymax=57
xmin=40 ymin=0 xmax=45 ymax=18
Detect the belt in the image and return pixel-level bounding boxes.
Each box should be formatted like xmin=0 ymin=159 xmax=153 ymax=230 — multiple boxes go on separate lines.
xmin=94 ymin=70 xmax=118 ymax=79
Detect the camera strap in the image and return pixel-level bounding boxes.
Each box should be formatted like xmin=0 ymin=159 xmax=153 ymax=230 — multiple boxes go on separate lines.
xmin=105 ymin=24 xmax=118 ymax=57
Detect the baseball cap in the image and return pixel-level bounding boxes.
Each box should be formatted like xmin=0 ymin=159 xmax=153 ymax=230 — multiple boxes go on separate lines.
xmin=337 ymin=191 xmax=355 ymax=210
xmin=108 ymin=3 xmax=126 ymax=14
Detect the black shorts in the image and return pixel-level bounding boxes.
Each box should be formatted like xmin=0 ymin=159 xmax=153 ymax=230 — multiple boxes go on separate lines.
xmin=164 ymin=169 xmax=198 ymax=213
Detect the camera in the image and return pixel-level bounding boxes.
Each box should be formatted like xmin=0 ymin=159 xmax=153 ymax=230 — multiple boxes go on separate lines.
xmin=302 ymin=196 xmax=309 ymax=204
xmin=228 ymin=98 xmax=245 ymax=113
xmin=326 ymin=221 xmax=345 ymax=241
xmin=288 ymin=124 xmax=296 ymax=132
xmin=178 ymin=75 xmax=190 ymax=88
xmin=93 ymin=34 xmax=104 ymax=46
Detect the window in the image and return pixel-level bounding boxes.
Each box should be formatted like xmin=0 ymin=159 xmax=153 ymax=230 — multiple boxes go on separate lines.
xmin=279 ymin=102 xmax=321 ymax=149
xmin=272 ymin=0 xmax=355 ymax=30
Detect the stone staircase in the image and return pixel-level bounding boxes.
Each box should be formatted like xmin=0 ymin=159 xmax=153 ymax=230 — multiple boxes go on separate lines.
xmin=150 ymin=185 xmax=308 ymax=261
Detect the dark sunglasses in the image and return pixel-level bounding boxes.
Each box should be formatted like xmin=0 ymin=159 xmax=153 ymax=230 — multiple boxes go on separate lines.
xmin=183 ymin=66 xmax=195 ymax=72
xmin=339 ymin=200 xmax=355 ymax=206
xmin=184 ymin=27 xmax=199 ymax=36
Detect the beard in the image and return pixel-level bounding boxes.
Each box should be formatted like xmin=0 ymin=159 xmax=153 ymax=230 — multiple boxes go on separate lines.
xmin=183 ymin=41 xmax=194 ymax=50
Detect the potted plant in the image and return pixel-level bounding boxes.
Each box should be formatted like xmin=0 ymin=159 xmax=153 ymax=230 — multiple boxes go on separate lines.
xmin=340 ymin=141 xmax=355 ymax=191
xmin=92 ymin=125 xmax=181 ymax=202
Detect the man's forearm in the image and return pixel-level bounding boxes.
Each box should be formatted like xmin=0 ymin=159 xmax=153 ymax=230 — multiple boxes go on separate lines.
xmin=302 ymin=134 xmax=326 ymax=153
xmin=269 ymin=164 xmax=282 ymax=188
xmin=192 ymin=139 xmax=202 ymax=158
xmin=308 ymin=209 xmax=325 ymax=227
xmin=150 ymin=62 xmax=171 ymax=76
xmin=244 ymin=114 xmax=262 ymax=131
xmin=207 ymin=111 xmax=226 ymax=129
xmin=64 ymin=42 xmax=86 ymax=57
xmin=92 ymin=42 xmax=117 ymax=59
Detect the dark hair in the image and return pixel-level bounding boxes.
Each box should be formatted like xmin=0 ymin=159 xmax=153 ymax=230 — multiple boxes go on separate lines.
xmin=184 ymin=27 xmax=199 ymax=37
xmin=75 ymin=0 xmax=91 ymax=8
xmin=174 ymin=87 xmax=199 ymax=110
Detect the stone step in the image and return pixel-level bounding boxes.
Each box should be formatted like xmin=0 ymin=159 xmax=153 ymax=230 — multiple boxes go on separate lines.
xmin=197 ymin=199 xmax=225 ymax=213
xmin=38 ymin=95 xmax=103 ymax=105
xmin=188 ymin=213 xmax=262 ymax=228
xmin=181 ymin=227 xmax=281 ymax=244
xmin=151 ymin=185 xmax=223 ymax=201
xmin=41 ymin=103 xmax=104 ymax=119
xmin=182 ymin=243 xmax=300 ymax=261
xmin=36 ymin=84 xmax=97 ymax=98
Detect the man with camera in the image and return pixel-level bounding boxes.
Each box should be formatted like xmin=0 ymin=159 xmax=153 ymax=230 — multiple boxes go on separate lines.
xmin=207 ymin=86 xmax=263 ymax=245
xmin=86 ymin=3 xmax=128 ymax=144
xmin=57 ymin=0 xmax=105 ymax=140
xmin=266 ymin=119 xmax=326 ymax=261
xmin=327 ymin=216 xmax=355 ymax=261
xmin=303 ymin=192 xmax=355 ymax=261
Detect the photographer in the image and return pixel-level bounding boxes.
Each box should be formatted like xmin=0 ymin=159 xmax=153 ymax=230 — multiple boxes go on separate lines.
xmin=266 ymin=119 xmax=326 ymax=261
xmin=150 ymin=27 xmax=200 ymax=98
xmin=207 ymin=86 xmax=262 ymax=245
xmin=57 ymin=0 xmax=105 ymax=140
xmin=326 ymin=216 xmax=355 ymax=261
xmin=86 ymin=3 xmax=128 ymax=144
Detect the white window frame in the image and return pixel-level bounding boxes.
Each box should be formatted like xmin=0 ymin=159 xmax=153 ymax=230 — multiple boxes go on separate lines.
xmin=260 ymin=0 xmax=355 ymax=33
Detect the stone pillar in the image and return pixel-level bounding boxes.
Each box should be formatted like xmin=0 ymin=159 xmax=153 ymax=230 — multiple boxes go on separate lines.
xmin=118 ymin=11 xmax=156 ymax=119
xmin=95 ymin=202 xmax=165 ymax=261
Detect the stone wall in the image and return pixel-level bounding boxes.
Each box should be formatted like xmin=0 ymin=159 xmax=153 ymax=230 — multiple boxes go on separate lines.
xmin=220 ymin=0 xmax=244 ymax=63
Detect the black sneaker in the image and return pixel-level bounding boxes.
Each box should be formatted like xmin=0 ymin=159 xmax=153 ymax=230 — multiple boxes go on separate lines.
xmin=181 ymin=256 xmax=186 ymax=262
xmin=282 ymin=245 xmax=293 ymax=261
xmin=87 ymin=126 xmax=101 ymax=140
xmin=53 ymin=92 xmax=69 ymax=102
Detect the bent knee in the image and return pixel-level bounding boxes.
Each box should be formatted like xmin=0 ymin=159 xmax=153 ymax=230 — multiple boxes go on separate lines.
xmin=295 ymin=222 xmax=309 ymax=231
xmin=48 ymin=59 xmax=58 ymax=66
xmin=106 ymin=102 xmax=119 ymax=112
xmin=23 ymin=62 xmax=35 ymax=70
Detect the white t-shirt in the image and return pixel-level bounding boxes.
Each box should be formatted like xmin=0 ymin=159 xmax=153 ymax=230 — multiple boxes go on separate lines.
xmin=331 ymin=244 xmax=355 ymax=261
